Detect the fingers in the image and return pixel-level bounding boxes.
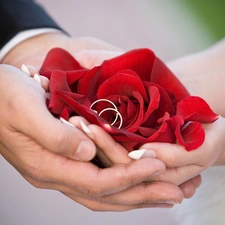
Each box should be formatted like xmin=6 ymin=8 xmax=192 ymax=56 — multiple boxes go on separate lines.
xmin=63 ymin=193 xmax=174 ymax=212
xmin=2 ymin=66 xmax=96 ymax=161
xmin=94 ymin=181 xmax=183 ymax=205
xmin=21 ymin=159 xmax=180 ymax=211
xmin=179 ymin=175 xmax=202 ymax=199
xmin=68 ymin=117 xmax=132 ymax=165
xmin=24 ymin=173 xmax=181 ymax=210
xmin=139 ymin=142 xmax=202 ymax=168
xmin=21 ymin=64 xmax=49 ymax=91
xmin=73 ymin=50 xmax=123 ymax=69
xmin=191 ymin=174 xmax=202 ymax=188
xmin=27 ymin=149 xmax=166 ymax=196
xmin=20 ymin=114 xmax=96 ymax=161
xmin=148 ymin=164 xmax=203 ymax=185
xmin=139 ymin=118 xmax=225 ymax=168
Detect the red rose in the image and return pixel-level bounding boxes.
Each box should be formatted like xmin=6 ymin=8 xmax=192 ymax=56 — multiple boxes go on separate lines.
xmin=40 ymin=48 xmax=219 ymax=151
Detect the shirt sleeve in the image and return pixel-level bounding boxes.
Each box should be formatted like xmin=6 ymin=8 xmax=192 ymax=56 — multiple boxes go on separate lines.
xmin=0 ymin=28 xmax=62 ymax=60
xmin=0 ymin=0 xmax=64 ymax=49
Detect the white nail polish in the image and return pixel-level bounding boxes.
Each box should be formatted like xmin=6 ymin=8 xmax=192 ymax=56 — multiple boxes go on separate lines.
xmin=128 ymin=150 xmax=147 ymax=160
xmin=80 ymin=121 xmax=94 ymax=139
xmin=60 ymin=117 xmax=75 ymax=127
xmin=21 ymin=64 xmax=31 ymax=76
xmin=34 ymin=73 xmax=41 ymax=83
xmin=128 ymin=149 xmax=156 ymax=160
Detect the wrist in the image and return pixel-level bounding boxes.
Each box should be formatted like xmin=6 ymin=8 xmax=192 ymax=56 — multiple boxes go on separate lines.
xmin=1 ymin=32 xmax=69 ymax=67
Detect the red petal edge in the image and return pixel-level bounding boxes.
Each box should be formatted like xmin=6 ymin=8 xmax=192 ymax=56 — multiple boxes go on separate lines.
xmin=176 ymin=96 xmax=219 ymax=123
xmin=177 ymin=122 xmax=205 ymax=151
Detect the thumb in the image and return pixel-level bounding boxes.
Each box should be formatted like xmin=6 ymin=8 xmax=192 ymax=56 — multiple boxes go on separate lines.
xmin=8 ymin=66 xmax=96 ymax=161
xmin=19 ymin=110 xmax=97 ymax=161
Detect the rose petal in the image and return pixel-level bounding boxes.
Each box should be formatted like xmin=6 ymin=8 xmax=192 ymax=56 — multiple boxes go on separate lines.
xmin=151 ymin=58 xmax=189 ymax=102
xmin=60 ymin=106 xmax=73 ymax=120
xmin=97 ymin=72 xmax=148 ymax=101
xmin=176 ymin=96 xmax=219 ymax=123
xmin=48 ymin=71 xmax=71 ymax=114
xmin=101 ymin=48 xmax=156 ymax=81
xmin=77 ymin=66 xmax=102 ymax=101
xmin=40 ymin=48 xmax=84 ymax=78
xmin=177 ymin=122 xmax=205 ymax=151
xmin=66 ymin=70 xmax=86 ymax=86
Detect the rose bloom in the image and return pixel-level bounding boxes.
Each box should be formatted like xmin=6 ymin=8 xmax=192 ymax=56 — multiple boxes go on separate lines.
xmin=40 ymin=48 xmax=218 ymax=151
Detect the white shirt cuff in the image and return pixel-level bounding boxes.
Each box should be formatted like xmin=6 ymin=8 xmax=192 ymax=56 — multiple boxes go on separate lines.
xmin=0 ymin=28 xmax=62 ymax=61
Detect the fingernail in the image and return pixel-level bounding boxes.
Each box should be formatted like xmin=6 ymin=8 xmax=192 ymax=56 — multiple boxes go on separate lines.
xmin=60 ymin=117 xmax=75 ymax=127
xmin=34 ymin=73 xmax=41 ymax=83
xmin=21 ymin=64 xmax=31 ymax=76
xmin=75 ymin=140 xmax=95 ymax=161
xmin=80 ymin=121 xmax=94 ymax=139
xmin=128 ymin=149 xmax=156 ymax=160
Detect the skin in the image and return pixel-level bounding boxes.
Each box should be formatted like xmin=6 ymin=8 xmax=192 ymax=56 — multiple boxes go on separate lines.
xmin=140 ymin=39 xmax=225 ymax=186
xmin=1 ymin=33 xmax=193 ymax=211
xmin=0 ymin=64 xmax=181 ymax=211
xmin=72 ymin=39 xmax=225 ymax=193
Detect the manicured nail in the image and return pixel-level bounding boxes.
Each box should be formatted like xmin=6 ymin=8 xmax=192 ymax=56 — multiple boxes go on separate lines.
xmin=128 ymin=149 xmax=156 ymax=160
xmin=21 ymin=64 xmax=31 ymax=76
xmin=60 ymin=117 xmax=75 ymax=127
xmin=34 ymin=73 xmax=41 ymax=83
xmin=80 ymin=121 xmax=94 ymax=139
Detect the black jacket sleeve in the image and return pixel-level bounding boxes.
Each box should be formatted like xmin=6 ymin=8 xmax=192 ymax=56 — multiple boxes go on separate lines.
xmin=0 ymin=0 xmax=63 ymax=49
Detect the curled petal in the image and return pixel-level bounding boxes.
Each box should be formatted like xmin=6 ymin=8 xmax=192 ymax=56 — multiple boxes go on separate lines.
xmin=97 ymin=72 xmax=148 ymax=101
xmin=101 ymin=48 xmax=156 ymax=81
xmin=176 ymin=96 xmax=219 ymax=123
xmin=40 ymin=48 xmax=84 ymax=78
xmin=176 ymin=122 xmax=205 ymax=151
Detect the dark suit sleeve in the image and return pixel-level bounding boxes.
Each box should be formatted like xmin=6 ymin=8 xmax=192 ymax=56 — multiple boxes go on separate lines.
xmin=0 ymin=0 xmax=63 ymax=49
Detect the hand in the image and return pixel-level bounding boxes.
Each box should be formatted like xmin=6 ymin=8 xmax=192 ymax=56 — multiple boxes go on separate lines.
xmin=137 ymin=116 xmax=225 ymax=186
xmin=167 ymin=39 xmax=225 ymax=116
xmin=70 ymin=49 xmax=205 ymax=199
xmin=1 ymin=32 xmax=121 ymax=68
xmin=0 ymin=64 xmax=185 ymax=211
xmin=70 ymin=118 xmax=202 ymax=200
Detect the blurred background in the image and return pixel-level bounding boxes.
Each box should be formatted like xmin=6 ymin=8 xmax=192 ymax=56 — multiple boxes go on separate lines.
xmin=1 ymin=0 xmax=225 ymax=225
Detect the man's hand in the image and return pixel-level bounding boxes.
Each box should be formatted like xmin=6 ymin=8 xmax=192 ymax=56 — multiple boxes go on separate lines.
xmin=1 ymin=33 xmax=121 ymax=68
xmin=0 ymin=64 xmax=186 ymax=211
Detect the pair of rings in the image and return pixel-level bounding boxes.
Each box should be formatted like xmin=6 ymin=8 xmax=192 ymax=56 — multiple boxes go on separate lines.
xmin=90 ymin=99 xmax=123 ymax=129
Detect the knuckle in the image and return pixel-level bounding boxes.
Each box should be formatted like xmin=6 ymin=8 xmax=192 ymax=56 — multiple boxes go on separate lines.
xmin=166 ymin=144 xmax=180 ymax=167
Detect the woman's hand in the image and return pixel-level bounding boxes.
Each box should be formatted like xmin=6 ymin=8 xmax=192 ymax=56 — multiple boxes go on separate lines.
xmin=136 ymin=116 xmax=225 ymax=186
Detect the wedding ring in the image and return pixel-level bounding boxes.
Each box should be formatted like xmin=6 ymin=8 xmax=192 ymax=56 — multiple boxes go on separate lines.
xmin=90 ymin=98 xmax=123 ymax=129
xmin=99 ymin=108 xmax=123 ymax=129
xmin=90 ymin=98 xmax=118 ymax=111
